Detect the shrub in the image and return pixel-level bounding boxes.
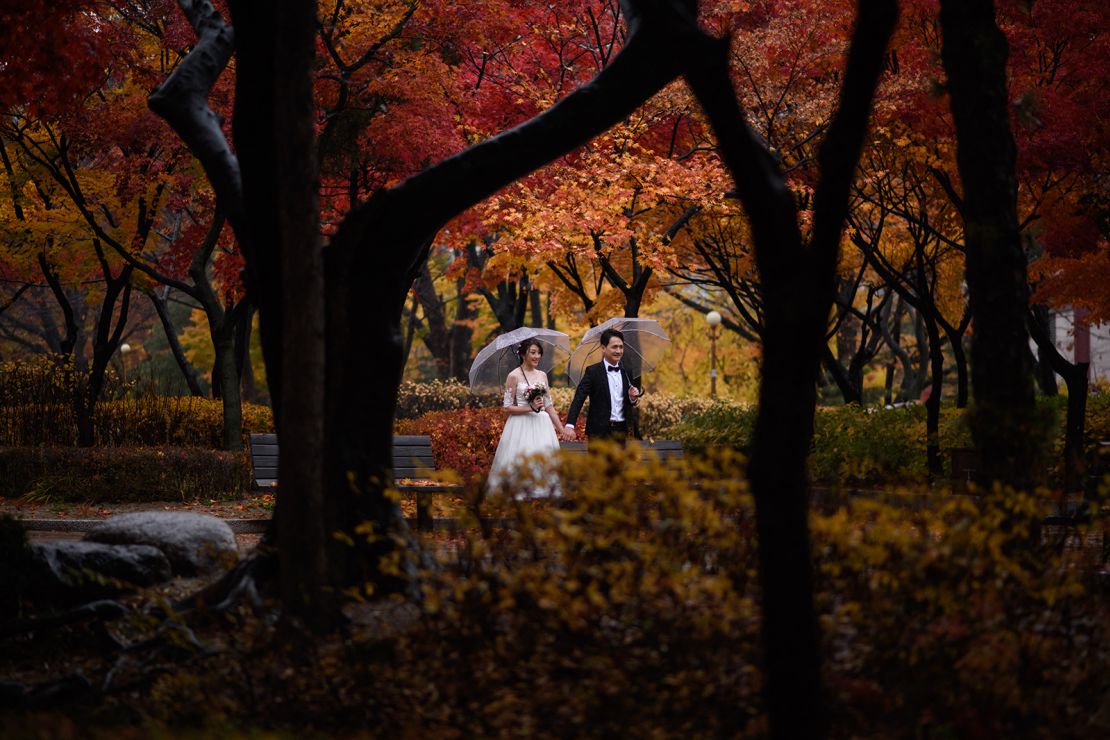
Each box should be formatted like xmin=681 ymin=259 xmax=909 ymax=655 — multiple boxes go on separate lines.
xmin=145 ymin=447 xmax=767 ymax=735
xmin=668 ymin=401 xmax=758 ymax=451
xmin=809 ymin=404 xmax=928 ymax=485
xmin=0 ymin=354 xmax=125 ymax=407
xmin=670 ymin=401 xmax=1057 ymax=486
xmin=0 ymin=446 xmax=249 ymax=502
xmin=395 ymin=407 xmax=508 ymax=482
xmin=395 ymin=379 xmax=498 ymax=419
xmin=814 ymin=489 xmax=1110 ymax=735
xmin=140 ymin=450 xmax=1109 ymax=737
xmin=635 ymin=392 xmax=719 ymax=438
xmin=0 ymin=396 xmax=274 ymax=447
xmin=1086 ymin=390 xmax=1110 ymax=446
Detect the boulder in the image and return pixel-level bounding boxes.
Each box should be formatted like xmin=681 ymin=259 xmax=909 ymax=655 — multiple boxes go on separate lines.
xmin=31 ymin=540 xmax=172 ymax=601
xmin=85 ymin=512 xmax=238 ymax=575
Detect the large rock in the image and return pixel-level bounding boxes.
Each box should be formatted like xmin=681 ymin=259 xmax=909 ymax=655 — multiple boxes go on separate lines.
xmin=31 ymin=540 xmax=172 ymax=601
xmin=85 ymin=512 xmax=238 ymax=575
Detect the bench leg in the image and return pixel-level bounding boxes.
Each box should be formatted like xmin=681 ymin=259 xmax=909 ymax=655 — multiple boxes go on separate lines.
xmin=416 ymin=493 xmax=433 ymax=531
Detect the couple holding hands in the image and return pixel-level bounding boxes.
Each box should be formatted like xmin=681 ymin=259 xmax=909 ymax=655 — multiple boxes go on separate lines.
xmin=487 ymin=328 xmax=640 ymax=489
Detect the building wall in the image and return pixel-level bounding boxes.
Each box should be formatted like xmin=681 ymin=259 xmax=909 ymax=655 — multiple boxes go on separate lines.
xmin=1048 ymin=308 xmax=1110 ymax=383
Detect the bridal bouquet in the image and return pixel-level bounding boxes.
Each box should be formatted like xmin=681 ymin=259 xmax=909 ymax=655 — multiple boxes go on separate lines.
xmin=524 ymin=384 xmax=547 ymax=411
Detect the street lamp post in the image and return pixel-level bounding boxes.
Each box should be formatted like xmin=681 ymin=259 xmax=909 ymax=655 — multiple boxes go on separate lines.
xmin=119 ymin=343 xmax=132 ymax=390
xmin=706 ymin=310 xmax=721 ymax=398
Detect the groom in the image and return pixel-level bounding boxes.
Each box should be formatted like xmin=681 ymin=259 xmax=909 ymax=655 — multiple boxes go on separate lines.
xmin=564 ymin=328 xmax=641 ymax=442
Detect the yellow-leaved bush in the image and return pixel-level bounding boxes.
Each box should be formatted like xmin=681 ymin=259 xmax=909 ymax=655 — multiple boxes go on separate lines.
xmin=141 ymin=449 xmax=1109 ymax=737
xmin=813 ymin=486 xmax=1110 ymax=735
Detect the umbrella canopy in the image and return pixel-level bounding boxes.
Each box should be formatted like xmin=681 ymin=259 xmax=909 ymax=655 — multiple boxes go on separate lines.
xmin=567 ymin=317 xmax=670 ymax=385
xmin=468 ymin=327 xmax=571 ymax=393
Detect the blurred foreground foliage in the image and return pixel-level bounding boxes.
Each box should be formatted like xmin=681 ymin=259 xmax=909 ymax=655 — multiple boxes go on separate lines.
xmin=63 ymin=447 xmax=1109 ymax=738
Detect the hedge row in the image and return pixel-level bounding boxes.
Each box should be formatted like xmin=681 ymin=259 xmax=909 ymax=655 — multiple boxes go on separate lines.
xmin=0 ymin=446 xmax=249 ymax=502
xmin=0 ymin=397 xmax=275 ymax=448
xmin=671 ymin=394 xmax=1110 ymax=486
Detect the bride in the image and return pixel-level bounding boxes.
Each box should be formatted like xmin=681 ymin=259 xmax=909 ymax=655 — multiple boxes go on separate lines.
xmin=487 ymin=338 xmax=570 ymax=494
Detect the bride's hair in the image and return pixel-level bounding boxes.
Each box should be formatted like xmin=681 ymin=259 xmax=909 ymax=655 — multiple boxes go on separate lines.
xmin=517 ymin=338 xmax=544 ymax=364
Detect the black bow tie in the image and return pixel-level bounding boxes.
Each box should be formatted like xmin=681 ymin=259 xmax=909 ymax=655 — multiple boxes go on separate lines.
xmin=607 ymin=365 xmax=620 ymax=372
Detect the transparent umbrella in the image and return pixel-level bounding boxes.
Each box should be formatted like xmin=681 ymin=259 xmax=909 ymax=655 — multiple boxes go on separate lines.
xmin=567 ymin=317 xmax=670 ymax=385
xmin=468 ymin=327 xmax=571 ymax=393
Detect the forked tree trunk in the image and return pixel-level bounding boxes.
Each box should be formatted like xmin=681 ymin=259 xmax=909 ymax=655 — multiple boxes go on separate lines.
xmin=683 ymin=3 xmax=898 ymax=736
xmin=76 ymin=260 xmax=133 ymax=447
xmin=1028 ymin=309 xmax=1089 ymax=494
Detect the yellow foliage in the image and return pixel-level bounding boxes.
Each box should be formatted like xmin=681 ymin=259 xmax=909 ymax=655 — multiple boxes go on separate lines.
xmin=142 ymin=450 xmax=1110 ymax=736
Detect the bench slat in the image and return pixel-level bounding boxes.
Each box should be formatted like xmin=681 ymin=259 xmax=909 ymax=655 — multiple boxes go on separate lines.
xmin=394 ymin=435 xmax=432 ymax=445
xmin=643 ymin=440 xmax=683 ymax=451
xmin=558 ymin=440 xmax=684 ymax=456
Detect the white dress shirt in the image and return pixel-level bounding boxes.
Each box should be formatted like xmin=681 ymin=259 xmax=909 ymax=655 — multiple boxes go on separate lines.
xmin=604 ymin=361 xmax=625 ymax=421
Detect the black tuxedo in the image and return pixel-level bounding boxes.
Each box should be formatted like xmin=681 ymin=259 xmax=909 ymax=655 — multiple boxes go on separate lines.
xmin=565 ymin=362 xmax=639 ymax=440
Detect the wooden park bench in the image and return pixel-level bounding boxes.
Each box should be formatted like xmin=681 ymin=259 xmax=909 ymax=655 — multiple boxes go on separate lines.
xmin=559 ymin=438 xmax=685 ymax=463
xmin=248 ymin=433 xmax=460 ymax=530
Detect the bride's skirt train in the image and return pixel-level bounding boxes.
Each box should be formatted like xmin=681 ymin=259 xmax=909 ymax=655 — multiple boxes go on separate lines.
xmin=487 ymin=412 xmax=562 ymax=498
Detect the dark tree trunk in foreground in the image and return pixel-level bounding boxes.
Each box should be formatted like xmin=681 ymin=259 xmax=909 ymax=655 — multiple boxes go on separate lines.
xmin=229 ymin=0 xmax=330 ymax=626
xmin=683 ymin=2 xmax=898 ymax=736
xmin=940 ymin=0 xmax=1038 ymax=489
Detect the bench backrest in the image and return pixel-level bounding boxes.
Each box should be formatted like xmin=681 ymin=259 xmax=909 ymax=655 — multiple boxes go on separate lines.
xmin=559 ymin=439 xmax=684 ymax=459
xmin=393 ymin=434 xmax=437 ymax=478
xmin=248 ymin=433 xmax=437 ymax=489
xmin=250 ymin=433 xmax=280 ymax=489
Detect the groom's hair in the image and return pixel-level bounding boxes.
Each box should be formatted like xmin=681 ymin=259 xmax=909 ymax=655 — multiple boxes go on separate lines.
xmin=599 ymin=328 xmax=625 ymax=347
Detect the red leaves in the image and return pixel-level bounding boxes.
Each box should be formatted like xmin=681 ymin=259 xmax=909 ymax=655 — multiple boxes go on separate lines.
xmin=396 ymin=406 xmax=507 ymax=482
xmin=0 ymin=1 xmax=114 ymax=117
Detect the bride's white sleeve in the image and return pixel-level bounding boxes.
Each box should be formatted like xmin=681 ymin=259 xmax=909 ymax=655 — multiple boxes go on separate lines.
xmin=503 ymin=385 xmax=515 ymax=407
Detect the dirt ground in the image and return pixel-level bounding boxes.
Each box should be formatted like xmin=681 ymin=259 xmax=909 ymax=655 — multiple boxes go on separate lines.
xmin=0 ymin=493 xmax=278 ymax=522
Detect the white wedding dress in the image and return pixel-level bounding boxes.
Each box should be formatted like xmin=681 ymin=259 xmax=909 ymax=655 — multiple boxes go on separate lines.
xmin=487 ymin=380 xmax=561 ymax=497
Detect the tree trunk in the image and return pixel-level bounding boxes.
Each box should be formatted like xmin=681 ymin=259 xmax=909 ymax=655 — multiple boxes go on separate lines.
xmin=1064 ymin=367 xmax=1090 ymax=496
xmin=229 ymin=0 xmax=330 ymax=628
xmin=1028 ymin=309 xmax=1088 ymax=494
xmin=76 ymin=268 xmax=133 ymax=447
xmin=449 ymin=278 xmax=476 ymax=381
xmin=212 ymin=331 xmax=243 ymax=451
xmin=529 ymin=288 xmax=543 ymax=327
xmin=882 ymin=298 xmax=905 ymax=405
xmin=943 ymin=325 xmax=969 ymax=408
xmin=234 ymin=301 xmax=255 ymax=396
xmin=412 ymin=262 xmax=453 ymax=379
xmin=923 ymin=310 xmax=944 ymax=480
xmin=940 ymin=0 xmax=1038 ymax=489
xmin=820 ymin=345 xmax=862 ymax=404
xmin=683 ymin=3 xmax=897 ymax=736
xmin=147 ymin=289 xmax=205 ymax=397
xmin=1031 ymin=305 xmax=1059 ymax=396
xmin=323 ymin=207 xmax=419 ymax=595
